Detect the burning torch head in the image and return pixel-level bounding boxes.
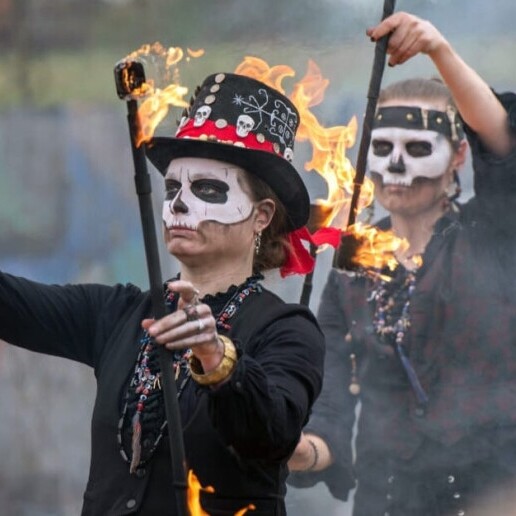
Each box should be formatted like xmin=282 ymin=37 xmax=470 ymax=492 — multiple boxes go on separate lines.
xmin=114 ymin=60 xmax=147 ymax=100
xmin=145 ymin=72 xmax=310 ymax=230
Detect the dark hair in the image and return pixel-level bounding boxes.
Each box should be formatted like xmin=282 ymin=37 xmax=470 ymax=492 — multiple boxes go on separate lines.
xmin=379 ymin=77 xmax=463 ymax=150
xmin=240 ymin=171 xmax=291 ymax=273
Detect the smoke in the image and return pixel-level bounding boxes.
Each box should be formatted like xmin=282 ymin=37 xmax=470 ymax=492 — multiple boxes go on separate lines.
xmin=1 ymin=2 xmax=516 ymax=516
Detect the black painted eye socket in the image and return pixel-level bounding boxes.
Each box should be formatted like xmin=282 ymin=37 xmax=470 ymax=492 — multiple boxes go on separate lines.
xmin=164 ymin=179 xmax=182 ymax=200
xmin=191 ymin=179 xmax=229 ymax=204
xmin=406 ymin=141 xmax=432 ymax=157
xmin=372 ymin=139 xmax=393 ymax=157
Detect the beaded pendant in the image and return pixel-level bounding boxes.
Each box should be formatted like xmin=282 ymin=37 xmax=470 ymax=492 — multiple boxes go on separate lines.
xmin=118 ymin=274 xmax=262 ymax=473
xmin=369 ymin=267 xmax=428 ymax=406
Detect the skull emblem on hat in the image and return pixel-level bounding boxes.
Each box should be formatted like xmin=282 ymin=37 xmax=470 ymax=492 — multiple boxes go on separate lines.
xmin=236 ymin=114 xmax=255 ymax=138
xmin=194 ymin=106 xmax=212 ymax=127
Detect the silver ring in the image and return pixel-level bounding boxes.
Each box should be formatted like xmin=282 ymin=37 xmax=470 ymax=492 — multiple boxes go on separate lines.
xmin=197 ymin=318 xmax=205 ymax=333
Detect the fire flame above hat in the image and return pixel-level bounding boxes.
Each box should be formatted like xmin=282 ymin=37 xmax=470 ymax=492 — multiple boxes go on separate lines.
xmin=121 ymin=43 xmax=409 ymax=273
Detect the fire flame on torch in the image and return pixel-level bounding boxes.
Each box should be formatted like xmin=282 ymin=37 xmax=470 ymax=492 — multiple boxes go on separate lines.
xmin=121 ymin=42 xmax=205 ymax=147
xmin=187 ymin=470 xmax=255 ymax=516
xmin=122 ymin=44 xmax=410 ymax=276
xmin=235 ymin=57 xmax=408 ymax=272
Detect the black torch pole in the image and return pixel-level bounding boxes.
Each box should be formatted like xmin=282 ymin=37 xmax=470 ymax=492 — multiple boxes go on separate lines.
xmin=333 ymin=0 xmax=396 ymax=267
xmin=114 ymin=61 xmax=188 ymax=515
xmin=299 ymin=242 xmax=318 ymax=306
xmin=299 ymin=202 xmax=332 ymax=306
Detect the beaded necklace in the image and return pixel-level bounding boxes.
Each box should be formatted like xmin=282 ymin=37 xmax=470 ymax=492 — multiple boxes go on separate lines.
xmin=118 ymin=274 xmax=262 ymax=473
xmin=370 ymin=265 xmax=429 ymax=407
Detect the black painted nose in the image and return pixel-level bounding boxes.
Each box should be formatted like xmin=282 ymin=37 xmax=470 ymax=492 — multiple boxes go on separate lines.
xmin=388 ymin=156 xmax=406 ymax=174
xmin=171 ymin=192 xmax=188 ymax=214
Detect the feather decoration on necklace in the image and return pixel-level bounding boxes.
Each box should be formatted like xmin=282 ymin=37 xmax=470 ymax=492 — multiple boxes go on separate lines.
xmin=130 ymin=410 xmax=142 ymax=474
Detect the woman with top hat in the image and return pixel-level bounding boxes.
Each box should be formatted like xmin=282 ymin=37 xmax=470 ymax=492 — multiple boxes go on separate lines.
xmin=0 ymin=72 xmax=325 ymax=515
xmin=288 ymin=11 xmax=516 ymax=516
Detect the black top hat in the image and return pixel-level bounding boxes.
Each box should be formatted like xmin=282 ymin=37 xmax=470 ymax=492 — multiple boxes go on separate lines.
xmin=145 ymin=72 xmax=309 ymax=230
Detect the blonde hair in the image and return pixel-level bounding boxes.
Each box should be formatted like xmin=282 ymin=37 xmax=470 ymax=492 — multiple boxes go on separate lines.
xmin=379 ymin=77 xmax=453 ymax=106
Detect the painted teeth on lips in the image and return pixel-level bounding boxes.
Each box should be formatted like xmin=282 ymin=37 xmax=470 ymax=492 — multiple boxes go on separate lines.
xmin=384 ymin=178 xmax=412 ymax=187
xmin=169 ymin=220 xmax=198 ymax=231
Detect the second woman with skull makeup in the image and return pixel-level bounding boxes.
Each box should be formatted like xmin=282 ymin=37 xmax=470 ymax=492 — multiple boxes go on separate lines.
xmin=288 ymin=11 xmax=516 ymax=516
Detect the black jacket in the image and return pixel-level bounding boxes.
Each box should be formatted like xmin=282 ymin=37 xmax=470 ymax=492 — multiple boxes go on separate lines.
xmin=0 ymin=275 xmax=324 ymax=515
xmin=290 ymin=91 xmax=516 ymax=502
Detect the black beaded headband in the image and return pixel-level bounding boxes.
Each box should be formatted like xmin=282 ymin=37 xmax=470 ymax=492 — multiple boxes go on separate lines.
xmin=373 ymin=105 xmax=464 ymax=142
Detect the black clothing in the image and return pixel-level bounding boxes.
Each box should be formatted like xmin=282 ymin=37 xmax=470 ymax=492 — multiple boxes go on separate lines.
xmin=290 ymin=91 xmax=516 ymax=514
xmin=0 ymin=274 xmax=324 ymax=515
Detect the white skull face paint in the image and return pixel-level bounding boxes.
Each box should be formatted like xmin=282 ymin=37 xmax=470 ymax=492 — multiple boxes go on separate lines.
xmin=368 ymin=127 xmax=453 ymax=187
xmin=162 ymin=157 xmax=254 ymax=230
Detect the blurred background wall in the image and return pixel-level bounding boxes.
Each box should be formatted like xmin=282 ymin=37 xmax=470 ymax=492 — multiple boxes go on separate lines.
xmin=0 ymin=0 xmax=514 ymax=514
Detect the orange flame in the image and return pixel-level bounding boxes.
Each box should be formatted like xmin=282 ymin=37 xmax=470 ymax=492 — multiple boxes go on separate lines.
xmin=234 ymin=57 xmax=374 ymax=230
xmin=122 ymin=42 xmax=205 ymax=146
xmin=234 ymin=56 xmax=295 ymax=94
xmin=124 ymin=46 xmax=406 ymax=270
xmin=348 ymin=223 xmax=409 ymax=271
xmin=187 ymin=48 xmax=206 ymax=59
xmin=125 ymin=42 xmax=204 ymax=72
xmin=187 ymin=469 xmax=255 ymax=515
xmin=235 ymin=56 xmax=373 ymax=227
xmin=293 ymin=60 xmax=374 ymax=229
xmin=187 ymin=470 xmax=214 ymax=516
xmin=234 ymin=505 xmax=256 ymax=516
xmin=135 ymin=83 xmax=189 ymax=147
xmin=234 ymin=56 xmax=410 ymax=270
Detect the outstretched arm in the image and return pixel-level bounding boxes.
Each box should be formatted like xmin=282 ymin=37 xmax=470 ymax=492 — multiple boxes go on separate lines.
xmin=367 ymin=11 xmax=513 ymax=156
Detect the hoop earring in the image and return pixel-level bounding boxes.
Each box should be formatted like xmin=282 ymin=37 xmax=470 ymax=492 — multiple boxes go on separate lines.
xmin=254 ymin=231 xmax=262 ymax=255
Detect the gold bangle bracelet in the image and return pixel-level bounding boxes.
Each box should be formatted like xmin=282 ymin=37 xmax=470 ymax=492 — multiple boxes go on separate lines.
xmin=188 ymin=335 xmax=238 ymax=386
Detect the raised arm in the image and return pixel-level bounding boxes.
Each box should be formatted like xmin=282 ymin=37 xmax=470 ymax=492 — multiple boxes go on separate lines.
xmin=367 ymin=11 xmax=513 ymax=156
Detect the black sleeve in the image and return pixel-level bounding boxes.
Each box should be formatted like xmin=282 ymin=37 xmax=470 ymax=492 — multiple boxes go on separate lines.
xmin=206 ymin=307 xmax=325 ymax=462
xmin=0 ymin=271 xmax=143 ymax=368
xmin=288 ymin=268 xmax=357 ymax=501
xmin=466 ymin=91 xmax=516 ymax=236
